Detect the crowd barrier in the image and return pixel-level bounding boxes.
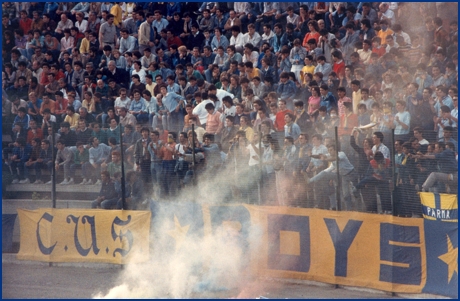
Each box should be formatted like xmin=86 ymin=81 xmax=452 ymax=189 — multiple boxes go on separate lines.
xmin=16 ymin=192 xmax=457 ymax=298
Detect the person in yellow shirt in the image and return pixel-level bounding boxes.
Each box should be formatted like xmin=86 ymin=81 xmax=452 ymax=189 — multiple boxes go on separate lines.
xmin=239 ymin=116 xmax=254 ymax=141
xmin=79 ymin=30 xmax=91 ymax=55
xmin=376 ymin=20 xmax=394 ymax=45
xmin=300 ymin=55 xmax=316 ymax=85
xmin=63 ymin=106 xmax=80 ymax=130
xmin=110 ymin=2 xmax=123 ymax=28
xmin=245 ymin=62 xmax=261 ymax=81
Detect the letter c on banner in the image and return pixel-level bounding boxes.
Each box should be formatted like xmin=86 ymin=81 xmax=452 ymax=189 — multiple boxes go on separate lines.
xmin=36 ymin=212 xmax=57 ymax=255
xmin=111 ymin=215 xmax=133 ymax=257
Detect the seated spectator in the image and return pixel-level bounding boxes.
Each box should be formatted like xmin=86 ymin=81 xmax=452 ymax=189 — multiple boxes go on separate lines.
xmin=118 ymin=170 xmax=145 ymax=210
xmin=26 ymin=119 xmax=44 ymax=145
xmin=91 ymin=171 xmax=119 ymax=208
xmin=69 ymin=141 xmax=90 ymax=185
xmin=75 ymin=119 xmax=93 ymax=144
xmin=58 ymin=121 xmax=77 ymax=147
xmin=84 ymin=136 xmax=112 ymax=185
xmin=53 ymin=139 xmax=74 ymax=185
xmin=30 ymin=139 xmax=53 ymax=184
xmin=10 ymin=137 xmax=32 ymax=184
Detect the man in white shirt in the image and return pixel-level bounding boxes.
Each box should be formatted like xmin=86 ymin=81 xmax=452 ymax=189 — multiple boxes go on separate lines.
xmin=229 ymin=26 xmax=245 ymax=53
xmin=242 ymin=24 xmax=261 ymax=49
xmin=114 ymin=88 xmax=131 ymax=113
xmin=378 ymin=3 xmax=395 ymax=25
xmin=192 ymin=95 xmax=213 ymax=126
xmin=118 ymin=29 xmax=137 ymax=54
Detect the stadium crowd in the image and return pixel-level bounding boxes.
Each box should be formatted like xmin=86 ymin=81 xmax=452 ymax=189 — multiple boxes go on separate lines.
xmin=2 ymin=2 xmax=458 ymax=214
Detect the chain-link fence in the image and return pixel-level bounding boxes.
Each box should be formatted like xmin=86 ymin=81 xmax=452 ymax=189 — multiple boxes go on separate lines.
xmin=159 ymin=126 xmax=456 ymax=217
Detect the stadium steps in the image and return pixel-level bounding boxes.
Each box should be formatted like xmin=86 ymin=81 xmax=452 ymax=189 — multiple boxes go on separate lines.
xmin=4 ymin=183 xmax=100 ymax=200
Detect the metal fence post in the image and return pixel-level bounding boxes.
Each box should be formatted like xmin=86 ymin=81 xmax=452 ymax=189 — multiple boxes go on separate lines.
xmin=119 ymin=125 xmax=126 ymax=210
xmin=335 ymin=126 xmax=341 ymax=211
xmin=51 ymin=126 xmax=56 ymax=209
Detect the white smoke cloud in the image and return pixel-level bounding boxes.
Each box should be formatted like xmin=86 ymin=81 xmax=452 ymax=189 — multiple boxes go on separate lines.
xmin=93 ymin=167 xmax=264 ymax=299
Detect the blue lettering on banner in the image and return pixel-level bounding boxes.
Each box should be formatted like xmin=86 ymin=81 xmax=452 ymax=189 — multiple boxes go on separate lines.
xmin=111 ymin=215 xmax=133 ymax=257
xmin=66 ymin=215 xmax=100 ymax=256
xmin=379 ymin=223 xmax=422 ymax=285
xmin=267 ymin=214 xmax=310 ymax=273
xmin=324 ymin=218 xmax=363 ymax=277
xmin=209 ymin=205 xmax=251 ymax=254
xmin=36 ymin=212 xmax=57 ymax=255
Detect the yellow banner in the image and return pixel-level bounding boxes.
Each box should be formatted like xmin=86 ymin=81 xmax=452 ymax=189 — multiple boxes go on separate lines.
xmin=419 ymin=192 xmax=458 ymax=222
xmin=243 ymin=206 xmax=427 ymax=293
xmin=17 ymin=209 xmax=151 ymax=264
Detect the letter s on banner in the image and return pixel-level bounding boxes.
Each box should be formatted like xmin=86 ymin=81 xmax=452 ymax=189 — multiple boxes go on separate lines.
xmin=111 ymin=215 xmax=133 ymax=257
xmin=380 ymin=223 xmax=422 ymax=285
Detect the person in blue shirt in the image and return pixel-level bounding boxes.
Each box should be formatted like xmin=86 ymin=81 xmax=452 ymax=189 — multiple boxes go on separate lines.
xmin=284 ymin=112 xmax=301 ymax=142
xmin=277 ymin=72 xmax=297 ymax=111
xmin=129 ymin=90 xmax=149 ymax=124
xmin=211 ymin=28 xmax=229 ymax=52
xmin=160 ymin=85 xmax=186 ymax=133
xmin=419 ymin=142 xmax=458 ymax=193
xmin=13 ymin=107 xmax=31 ymax=131
xmin=319 ymin=84 xmax=337 ymax=113
xmin=10 ymin=137 xmax=32 ymax=184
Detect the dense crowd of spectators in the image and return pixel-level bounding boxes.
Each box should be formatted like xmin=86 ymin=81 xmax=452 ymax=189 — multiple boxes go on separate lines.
xmin=2 ymin=2 xmax=458 ymax=214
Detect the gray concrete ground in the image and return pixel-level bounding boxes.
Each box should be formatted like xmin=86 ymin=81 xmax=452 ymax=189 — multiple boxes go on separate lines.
xmin=3 ymin=254 xmax=444 ymax=299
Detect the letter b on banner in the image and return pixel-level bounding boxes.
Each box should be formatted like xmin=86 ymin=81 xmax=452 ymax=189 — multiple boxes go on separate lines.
xmin=267 ymin=214 xmax=310 ymax=272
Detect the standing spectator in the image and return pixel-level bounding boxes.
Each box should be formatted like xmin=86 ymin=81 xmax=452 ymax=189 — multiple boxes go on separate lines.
xmin=138 ymin=13 xmax=156 ymax=54
xmin=98 ymin=14 xmax=117 ymax=50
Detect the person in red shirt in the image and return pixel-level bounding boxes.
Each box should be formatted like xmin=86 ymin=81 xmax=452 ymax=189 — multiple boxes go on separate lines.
xmin=166 ymin=29 xmax=183 ymax=48
xmin=19 ymin=10 xmax=33 ymax=35
xmin=159 ymin=132 xmax=177 ymax=197
xmin=371 ymin=36 xmax=386 ymax=58
xmin=274 ymin=99 xmax=293 ymax=132
xmin=338 ymin=102 xmax=358 ymax=136
xmin=26 ymin=119 xmax=44 ymax=145
xmin=332 ymin=50 xmax=345 ymax=78
xmin=70 ymin=27 xmax=85 ymax=48
xmin=302 ymin=20 xmax=321 ymax=48
xmin=54 ymin=91 xmax=69 ymax=119
xmin=50 ymin=65 xmax=65 ymax=81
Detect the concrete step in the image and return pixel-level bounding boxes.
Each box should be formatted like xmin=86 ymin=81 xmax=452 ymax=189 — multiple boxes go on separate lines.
xmin=2 ymin=198 xmax=94 ymax=214
xmin=5 ymin=183 xmax=100 ymax=200
xmin=6 ymin=183 xmax=100 ymax=193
